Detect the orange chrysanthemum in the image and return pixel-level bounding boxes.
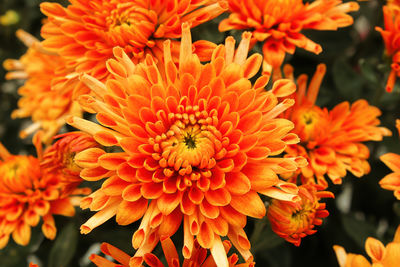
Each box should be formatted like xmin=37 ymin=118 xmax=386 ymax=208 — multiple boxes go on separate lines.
xmin=68 ymin=24 xmax=306 ymax=265
xmin=3 ymin=30 xmax=82 ymax=144
xmin=39 ymin=0 xmax=227 ymax=99
xmin=379 ymin=119 xmax=400 ymax=199
xmin=334 ymin=225 xmax=400 ymax=267
xmin=376 ymin=5 xmax=400 ymax=92
xmin=380 ymin=153 xmax=400 ymax=200
xmin=41 ymin=132 xmax=99 ymax=197
xmin=0 ymin=133 xmax=88 ymax=249
xmin=219 ymin=0 xmax=359 ymax=72
xmin=281 ymin=64 xmax=391 ymax=188
xmin=90 ymin=237 xmax=255 ymax=267
xmin=267 ymin=184 xmax=334 ymax=246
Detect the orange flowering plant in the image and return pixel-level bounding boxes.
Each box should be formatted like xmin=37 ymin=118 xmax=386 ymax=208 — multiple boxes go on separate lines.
xmin=0 ymin=0 xmax=400 ymax=267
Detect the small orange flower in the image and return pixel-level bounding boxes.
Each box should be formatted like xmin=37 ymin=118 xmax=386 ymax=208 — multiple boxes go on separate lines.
xmin=90 ymin=237 xmax=255 ymax=267
xmin=334 ymin=225 xmax=400 ymax=267
xmin=39 ymin=0 xmax=227 ymax=99
xmin=68 ymin=24 xmax=306 ymax=265
xmin=376 ymin=5 xmax=400 ymax=92
xmin=41 ymin=132 xmax=99 ymax=197
xmin=380 ymin=119 xmax=400 ymax=199
xmin=282 ymin=64 xmax=391 ymax=188
xmin=219 ymin=0 xmax=359 ymax=72
xmin=3 ymin=30 xmax=82 ymax=144
xmin=380 ymin=153 xmax=400 ymax=200
xmin=0 ymin=133 xmax=85 ymax=249
xmin=267 ymin=184 xmax=334 ymax=246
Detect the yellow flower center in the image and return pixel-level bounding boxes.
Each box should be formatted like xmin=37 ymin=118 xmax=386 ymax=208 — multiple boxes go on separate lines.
xmin=107 ymin=8 xmax=132 ymax=28
xmin=62 ymin=151 xmax=81 ymax=174
xmin=0 ymin=156 xmax=40 ymax=193
xmin=291 ymin=202 xmax=313 ymax=222
xmin=292 ymin=106 xmax=327 ymax=143
xmin=105 ymin=3 xmax=156 ymax=50
xmin=151 ymin=105 xmax=220 ymax=189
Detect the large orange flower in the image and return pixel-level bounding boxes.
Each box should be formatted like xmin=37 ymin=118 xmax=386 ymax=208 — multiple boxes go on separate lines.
xmin=281 ymin=64 xmax=391 ymax=188
xmin=90 ymin=237 xmax=255 ymax=267
xmin=40 ymin=0 xmax=227 ymax=99
xmin=0 ymin=133 xmax=91 ymax=249
xmin=334 ymin=225 xmax=400 ymax=267
xmin=219 ymin=0 xmax=359 ymax=72
xmin=3 ymin=30 xmax=82 ymax=144
xmin=68 ymin=24 xmax=306 ymax=265
xmin=267 ymin=184 xmax=333 ymax=246
xmin=376 ymin=5 xmax=400 ymax=92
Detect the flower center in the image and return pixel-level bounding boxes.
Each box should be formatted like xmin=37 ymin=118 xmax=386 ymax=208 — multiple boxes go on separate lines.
xmin=302 ymin=112 xmax=315 ymax=126
xmin=150 ymin=105 xmax=221 ymax=187
xmin=292 ymin=106 xmax=327 ymax=143
xmin=107 ymin=8 xmax=131 ymax=28
xmin=104 ymin=3 xmax=156 ymax=51
xmin=183 ymin=131 xmax=197 ymax=150
xmin=0 ymin=156 xmax=40 ymax=193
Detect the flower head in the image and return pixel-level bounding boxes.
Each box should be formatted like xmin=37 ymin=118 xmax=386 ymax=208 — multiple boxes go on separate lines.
xmin=333 ymin=225 xmax=400 ymax=267
xmin=0 ymin=133 xmax=86 ymax=249
xmin=267 ymin=184 xmax=334 ymax=246
xmin=41 ymin=132 xmax=99 ymax=197
xmin=3 ymin=30 xmax=82 ymax=144
xmin=39 ymin=0 xmax=227 ymax=99
xmin=90 ymin=237 xmax=255 ymax=267
xmin=68 ymin=24 xmax=305 ymax=265
xmin=379 ymin=119 xmax=400 ymax=199
xmin=219 ymin=0 xmax=359 ymax=72
xmin=281 ymin=64 xmax=391 ymax=188
xmin=376 ymin=5 xmax=400 ymax=92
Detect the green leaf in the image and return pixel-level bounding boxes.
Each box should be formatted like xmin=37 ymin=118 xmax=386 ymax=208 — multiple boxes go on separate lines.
xmin=48 ymin=222 xmax=78 ymax=267
xmin=359 ymin=58 xmax=380 ymax=87
xmin=250 ymin=218 xmax=284 ymax=253
xmin=332 ymin=59 xmax=365 ymax=101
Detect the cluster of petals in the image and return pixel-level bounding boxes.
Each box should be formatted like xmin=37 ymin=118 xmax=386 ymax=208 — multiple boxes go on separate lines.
xmin=0 ymin=132 xmax=94 ymax=249
xmin=219 ymin=0 xmax=359 ymax=72
xmin=41 ymin=132 xmax=99 ymax=197
xmin=280 ymin=64 xmax=391 ymax=188
xmin=376 ymin=4 xmax=400 ymax=92
xmin=379 ymin=119 xmax=400 ymax=199
xmin=67 ymin=23 xmax=306 ymax=266
xmin=3 ymin=30 xmax=81 ymax=143
xmin=90 ymin=237 xmax=255 ymax=267
xmin=267 ymin=184 xmax=334 ymax=246
xmin=39 ymin=0 xmax=227 ymax=99
xmin=334 ymin=225 xmax=400 ymax=267
xmin=388 ymin=0 xmax=400 ymax=7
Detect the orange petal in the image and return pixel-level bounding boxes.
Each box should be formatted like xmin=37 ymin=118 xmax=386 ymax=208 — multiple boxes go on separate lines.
xmin=381 ymin=153 xmax=400 ymax=173
xmin=12 ymin=221 xmax=31 ymax=246
xmin=157 ymin=192 xmax=182 ymax=215
xmin=197 ymin=222 xmax=214 ymax=249
xmin=116 ymin=198 xmax=148 ymax=225
xmin=161 ymin=237 xmax=179 ymax=267
xmin=205 ymin=188 xmax=231 ymax=206
xmin=229 ymin=191 xmax=266 ymax=218
xmin=365 ymin=237 xmax=386 ymax=262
